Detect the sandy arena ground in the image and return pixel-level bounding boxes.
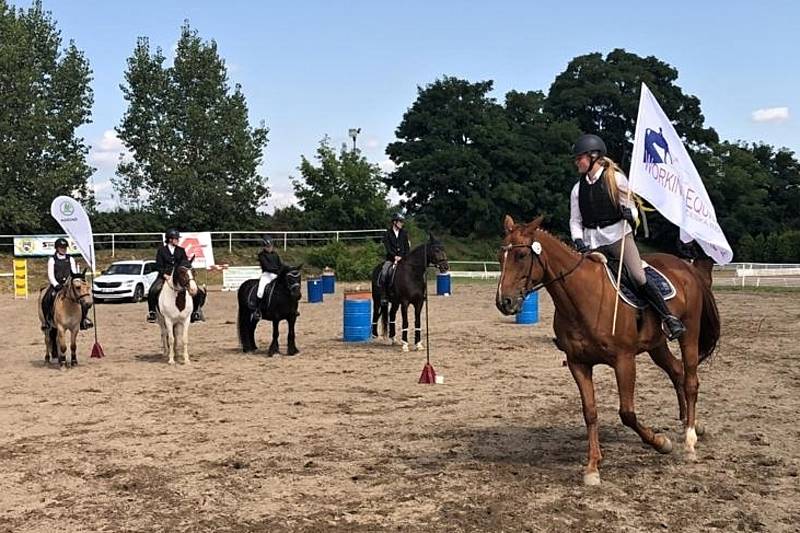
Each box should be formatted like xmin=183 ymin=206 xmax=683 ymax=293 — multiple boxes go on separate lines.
xmin=0 ymin=281 xmax=798 ymax=532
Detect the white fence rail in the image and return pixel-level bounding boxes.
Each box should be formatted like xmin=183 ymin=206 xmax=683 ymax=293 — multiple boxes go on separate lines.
xmin=448 ymin=261 xmax=501 ymax=279
xmin=0 ymin=229 xmax=385 ymax=256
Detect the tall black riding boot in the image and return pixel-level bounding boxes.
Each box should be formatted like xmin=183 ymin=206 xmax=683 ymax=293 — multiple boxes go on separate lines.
xmin=191 ymin=290 xmax=205 ymax=323
xmin=640 ymin=280 xmax=686 ymax=340
xmin=147 ymin=278 xmax=163 ymax=323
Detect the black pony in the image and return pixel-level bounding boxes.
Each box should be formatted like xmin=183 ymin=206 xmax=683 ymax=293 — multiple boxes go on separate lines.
xmin=237 ymin=264 xmax=302 ymax=355
xmin=371 ymin=235 xmax=449 ymax=351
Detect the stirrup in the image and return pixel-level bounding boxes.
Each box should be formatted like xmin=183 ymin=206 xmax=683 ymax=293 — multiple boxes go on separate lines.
xmin=662 ymin=316 xmax=686 ymax=341
xmin=251 ymin=310 xmax=261 ymax=321
xmin=80 ymin=319 xmax=94 ymax=331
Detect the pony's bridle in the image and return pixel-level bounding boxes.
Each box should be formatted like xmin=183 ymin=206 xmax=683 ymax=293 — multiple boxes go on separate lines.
xmin=500 ymin=239 xmax=586 ymax=295
xmin=285 ymin=270 xmax=301 ymax=292
xmin=168 ymin=267 xmax=195 ymax=292
xmin=65 ymin=276 xmax=91 ymax=306
xmin=425 ymin=244 xmax=449 ymax=272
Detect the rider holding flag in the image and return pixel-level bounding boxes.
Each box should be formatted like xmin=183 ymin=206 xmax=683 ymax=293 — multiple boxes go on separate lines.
xmin=569 ymin=133 xmax=685 ymax=340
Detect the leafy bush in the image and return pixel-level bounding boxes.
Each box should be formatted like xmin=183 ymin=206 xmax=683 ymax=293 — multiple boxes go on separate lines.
xmin=306 ymin=241 xmax=383 ymax=281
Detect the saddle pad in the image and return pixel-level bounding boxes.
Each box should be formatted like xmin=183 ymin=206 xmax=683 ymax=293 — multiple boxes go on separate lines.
xmin=603 ymin=260 xmax=676 ymax=309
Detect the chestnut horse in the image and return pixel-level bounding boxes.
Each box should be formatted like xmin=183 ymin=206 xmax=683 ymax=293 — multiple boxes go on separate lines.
xmin=496 ymin=215 xmax=720 ymax=485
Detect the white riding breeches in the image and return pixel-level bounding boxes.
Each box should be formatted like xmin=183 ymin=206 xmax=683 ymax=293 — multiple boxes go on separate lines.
xmin=257 ymin=272 xmax=277 ymax=297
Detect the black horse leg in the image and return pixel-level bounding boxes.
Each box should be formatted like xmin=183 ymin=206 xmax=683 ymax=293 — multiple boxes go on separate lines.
xmin=400 ymin=302 xmax=410 ymax=350
xmin=267 ymin=320 xmax=280 ymax=356
xmin=371 ymin=297 xmax=381 ymax=338
xmin=389 ymin=302 xmax=399 ymax=342
xmin=414 ymin=302 xmax=422 ymax=347
xmin=286 ymin=314 xmax=299 ymax=356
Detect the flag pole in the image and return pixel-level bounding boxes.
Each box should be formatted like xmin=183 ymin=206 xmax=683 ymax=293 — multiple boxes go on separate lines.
xmin=610 ymin=186 xmax=633 ymax=336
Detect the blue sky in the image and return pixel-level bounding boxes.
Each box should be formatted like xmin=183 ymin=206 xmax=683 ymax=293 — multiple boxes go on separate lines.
xmin=14 ymin=0 xmax=799 ymax=211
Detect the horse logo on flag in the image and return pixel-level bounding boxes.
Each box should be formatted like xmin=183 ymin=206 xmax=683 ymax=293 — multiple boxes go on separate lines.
xmin=643 ymin=127 xmax=673 ymax=165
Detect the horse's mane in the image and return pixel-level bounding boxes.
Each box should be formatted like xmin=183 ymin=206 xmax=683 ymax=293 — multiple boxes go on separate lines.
xmin=511 ymin=222 xmax=578 ymax=258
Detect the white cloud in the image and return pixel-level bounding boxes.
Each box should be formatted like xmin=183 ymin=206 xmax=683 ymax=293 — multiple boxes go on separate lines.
xmin=751 ymin=107 xmax=789 ymax=123
xmin=89 ymin=129 xmax=131 ymax=166
xmin=378 ymin=159 xmax=396 ymax=173
xmin=366 ymin=138 xmax=380 ymax=149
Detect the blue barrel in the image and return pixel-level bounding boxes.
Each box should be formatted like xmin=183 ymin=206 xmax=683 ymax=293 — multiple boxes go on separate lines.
xmin=436 ymin=272 xmax=451 ymax=296
xmin=322 ymin=272 xmax=336 ymax=294
xmin=515 ymin=292 xmax=539 ymax=324
xmin=343 ymin=297 xmax=371 ymax=342
xmin=307 ymin=278 xmax=323 ymax=303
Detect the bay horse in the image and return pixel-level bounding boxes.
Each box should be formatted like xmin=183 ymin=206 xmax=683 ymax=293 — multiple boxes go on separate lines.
xmin=496 ymin=215 xmax=720 ymax=485
xmin=237 ymin=264 xmax=302 ymax=356
xmin=157 ymin=261 xmax=199 ymax=365
xmin=371 ymin=235 xmax=449 ymax=351
xmin=37 ymin=271 xmax=93 ymax=368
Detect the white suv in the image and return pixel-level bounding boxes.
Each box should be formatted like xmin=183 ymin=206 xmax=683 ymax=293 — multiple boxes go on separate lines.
xmin=93 ymin=260 xmax=159 ymax=303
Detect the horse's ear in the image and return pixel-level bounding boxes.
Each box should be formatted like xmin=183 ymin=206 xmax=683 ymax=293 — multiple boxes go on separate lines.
xmin=296 ymin=263 xmax=304 ymax=270
xmin=528 ymin=215 xmax=545 ymax=230
xmin=81 ymin=267 xmax=87 ymax=275
xmin=503 ymin=215 xmax=515 ymax=235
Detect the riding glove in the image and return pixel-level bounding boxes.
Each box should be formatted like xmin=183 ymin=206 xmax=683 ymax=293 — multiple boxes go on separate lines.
xmin=574 ymin=239 xmax=589 ymax=254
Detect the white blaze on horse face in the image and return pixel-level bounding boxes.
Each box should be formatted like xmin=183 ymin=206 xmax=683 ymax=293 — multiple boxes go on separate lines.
xmin=497 ymin=248 xmax=510 ymax=304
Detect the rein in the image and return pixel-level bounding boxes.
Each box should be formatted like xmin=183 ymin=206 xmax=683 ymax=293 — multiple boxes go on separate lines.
xmin=63 ymin=276 xmax=91 ymax=305
xmin=500 ymin=239 xmax=586 ymax=294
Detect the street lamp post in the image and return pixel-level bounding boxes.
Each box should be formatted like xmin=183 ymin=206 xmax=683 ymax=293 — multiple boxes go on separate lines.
xmin=348 ymin=128 xmax=361 ymax=151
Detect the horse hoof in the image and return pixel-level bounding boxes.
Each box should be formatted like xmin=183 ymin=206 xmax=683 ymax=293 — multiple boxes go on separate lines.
xmin=583 ymin=472 xmax=601 ymax=486
xmin=695 ymin=422 xmax=706 ymax=437
xmin=287 ymin=349 xmax=299 ymax=356
xmin=401 ymin=343 xmax=409 ymax=352
xmin=685 ymin=450 xmax=698 ymax=462
xmin=655 ymin=435 xmax=673 ymax=454
xmin=168 ymin=360 xmax=175 ymax=366
xmin=71 ymin=360 xmax=78 ymax=368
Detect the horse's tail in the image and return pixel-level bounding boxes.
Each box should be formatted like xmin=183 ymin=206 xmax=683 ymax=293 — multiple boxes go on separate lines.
xmin=696 ymin=273 xmax=720 ymax=364
xmin=237 ymin=281 xmax=257 ymax=352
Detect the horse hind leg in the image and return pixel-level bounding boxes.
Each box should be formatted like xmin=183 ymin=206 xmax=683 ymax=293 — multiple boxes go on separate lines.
xmin=57 ymin=326 xmax=68 ymax=368
xmin=648 ymin=341 xmax=686 ymax=423
xmin=567 ymin=361 xmax=603 ymax=485
xmin=614 ymin=355 xmax=674 ymax=456
xmin=678 ymin=329 xmax=702 ymax=461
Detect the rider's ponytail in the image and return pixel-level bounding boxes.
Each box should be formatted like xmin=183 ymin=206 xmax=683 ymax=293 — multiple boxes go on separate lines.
xmin=600 ymin=156 xmax=623 ymax=207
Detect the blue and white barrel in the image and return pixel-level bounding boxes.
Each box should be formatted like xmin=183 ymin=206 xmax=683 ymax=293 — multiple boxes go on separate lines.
xmin=322 ymin=268 xmax=336 ymax=294
xmin=343 ymin=294 xmax=371 ymax=342
xmin=307 ymin=278 xmax=323 ymax=303
xmin=436 ymin=272 xmax=451 ymax=296
xmin=515 ymin=292 xmax=539 ymax=324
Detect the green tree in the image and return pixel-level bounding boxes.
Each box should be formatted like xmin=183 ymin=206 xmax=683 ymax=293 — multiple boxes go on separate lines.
xmin=0 ymin=0 xmax=94 ymax=233
xmin=292 ymin=138 xmax=389 ymax=230
xmin=386 ymin=77 xmax=578 ymax=236
xmin=114 ymin=22 xmax=269 ymax=230
xmin=545 ymin=48 xmax=718 ymax=169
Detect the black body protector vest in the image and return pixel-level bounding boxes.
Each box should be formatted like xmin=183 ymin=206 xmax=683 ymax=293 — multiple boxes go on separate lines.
xmin=578 ymin=171 xmax=623 ymax=229
xmin=53 ymin=254 xmax=72 ymax=284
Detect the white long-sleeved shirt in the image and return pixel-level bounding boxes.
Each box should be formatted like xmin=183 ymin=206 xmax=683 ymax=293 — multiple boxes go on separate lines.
xmin=47 ymin=254 xmax=78 ymax=287
xmin=569 ymin=166 xmax=638 ymax=248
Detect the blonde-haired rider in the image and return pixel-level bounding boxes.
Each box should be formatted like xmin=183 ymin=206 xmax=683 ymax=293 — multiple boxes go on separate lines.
xmin=569 ymin=133 xmax=685 ymax=340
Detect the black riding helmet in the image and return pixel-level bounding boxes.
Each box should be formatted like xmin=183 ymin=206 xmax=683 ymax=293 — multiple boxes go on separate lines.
xmin=572 ymin=134 xmax=607 ymax=157
xmin=54 ymin=237 xmax=68 ymax=249
xmin=261 ymin=235 xmax=273 ymax=247
xmin=165 ymin=228 xmax=180 ymax=241
xmin=392 ymin=212 xmax=406 ymax=223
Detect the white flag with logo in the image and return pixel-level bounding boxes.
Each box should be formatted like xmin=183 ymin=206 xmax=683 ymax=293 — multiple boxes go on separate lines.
xmin=50 ymin=196 xmax=96 ymax=273
xmin=629 ymin=83 xmax=733 ymax=264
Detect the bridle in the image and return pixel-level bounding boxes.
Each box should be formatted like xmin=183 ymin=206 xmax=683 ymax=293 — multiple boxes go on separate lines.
xmin=168 ymin=266 xmax=195 ymax=292
xmin=425 ymin=244 xmax=449 ymax=273
xmin=63 ymin=275 xmax=92 ymax=306
xmin=285 ymin=270 xmax=302 ymax=293
xmin=499 ymin=237 xmax=586 ymax=296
